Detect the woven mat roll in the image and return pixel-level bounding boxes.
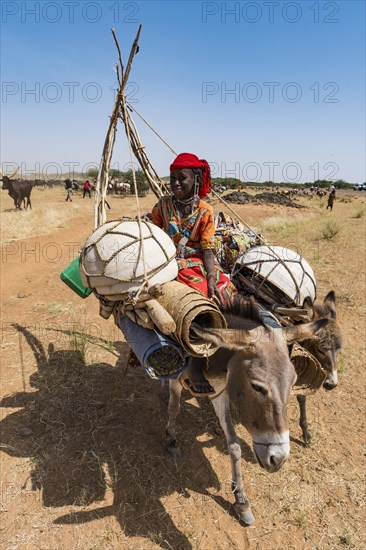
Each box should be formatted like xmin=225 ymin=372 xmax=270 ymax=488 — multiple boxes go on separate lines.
xmin=157 ymin=281 xmax=227 ymax=357
xmin=291 ymin=343 xmax=326 ymax=395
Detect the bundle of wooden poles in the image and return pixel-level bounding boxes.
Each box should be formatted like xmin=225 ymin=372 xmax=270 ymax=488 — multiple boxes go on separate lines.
xmin=94 ymin=25 xmax=169 ymax=229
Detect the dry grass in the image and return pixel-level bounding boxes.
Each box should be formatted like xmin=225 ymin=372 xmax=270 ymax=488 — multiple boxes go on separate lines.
xmin=352 ymin=206 xmax=365 ymax=218
xmin=47 ymin=303 xmax=75 ymax=315
xmin=1 ymin=203 xmax=81 ymax=241
xmin=339 ymin=195 xmax=353 ymax=203
xmin=259 ymin=213 xmax=314 ymax=241
xmin=319 ymin=219 xmax=341 ymax=240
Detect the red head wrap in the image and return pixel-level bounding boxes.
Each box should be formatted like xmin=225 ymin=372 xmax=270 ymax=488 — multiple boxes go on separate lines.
xmin=170 ymin=152 xmax=211 ymax=198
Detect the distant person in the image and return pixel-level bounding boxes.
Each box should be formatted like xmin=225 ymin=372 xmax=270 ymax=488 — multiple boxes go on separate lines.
xmin=64 ymin=179 xmax=73 ymax=202
xmin=83 ymin=180 xmax=91 ymax=199
xmin=326 ymin=189 xmax=336 ymax=211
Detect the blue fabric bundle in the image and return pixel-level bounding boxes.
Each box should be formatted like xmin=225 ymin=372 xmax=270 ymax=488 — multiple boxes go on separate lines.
xmin=118 ymin=315 xmax=189 ymax=380
xmin=257 ymin=304 xmax=282 ymax=329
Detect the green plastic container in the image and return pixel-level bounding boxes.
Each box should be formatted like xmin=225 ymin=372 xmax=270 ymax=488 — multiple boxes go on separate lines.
xmin=60 ymin=256 xmax=92 ymax=299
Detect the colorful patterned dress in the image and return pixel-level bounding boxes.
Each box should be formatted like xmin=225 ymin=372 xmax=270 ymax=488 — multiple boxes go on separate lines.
xmin=152 ymin=196 xmax=237 ymax=302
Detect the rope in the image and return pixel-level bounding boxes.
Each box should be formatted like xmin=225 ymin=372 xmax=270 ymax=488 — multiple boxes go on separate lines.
xmin=211 ymin=189 xmax=302 ymax=302
xmin=126 ymin=102 xmax=178 ymax=156
xmin=94 ymin=107 xmax=119 ymax=228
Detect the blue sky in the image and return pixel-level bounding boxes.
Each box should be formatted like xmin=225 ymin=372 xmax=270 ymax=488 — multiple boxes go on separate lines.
xmin=1 ymin=0 xmax=365 ymax=183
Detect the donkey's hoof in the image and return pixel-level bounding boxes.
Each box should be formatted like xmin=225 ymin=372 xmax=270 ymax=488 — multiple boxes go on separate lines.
xmin=235 ymin=504 xmax=255 ymax=525
xmin=166 ymin=443 xmax=182 ymax=460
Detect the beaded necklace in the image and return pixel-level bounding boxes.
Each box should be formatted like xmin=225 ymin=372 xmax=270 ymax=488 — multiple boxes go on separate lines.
xmin=172 ymin=194 xmax=200 ymax=258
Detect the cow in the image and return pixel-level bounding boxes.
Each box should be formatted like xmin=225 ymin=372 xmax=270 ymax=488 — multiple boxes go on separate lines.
xmin=115 ymin=182 xmax=131 ymax=195
xmin=1 ymin=170 xmax=33 ymax=210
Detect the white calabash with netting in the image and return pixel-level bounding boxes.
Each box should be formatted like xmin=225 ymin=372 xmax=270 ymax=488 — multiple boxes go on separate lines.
xmin=80 ymin=220 xmax=178 ymax=300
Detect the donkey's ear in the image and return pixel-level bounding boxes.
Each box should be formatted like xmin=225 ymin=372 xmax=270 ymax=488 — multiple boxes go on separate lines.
xmin=284 ymin=319 xmax=328 ymax=344
xmin=189 ymin=324 xmax=224 ymax=348
xmin=323 ymin=290 xmax=337 ymax=318
xmin=190 ymin=324 xmax=258 ymax=354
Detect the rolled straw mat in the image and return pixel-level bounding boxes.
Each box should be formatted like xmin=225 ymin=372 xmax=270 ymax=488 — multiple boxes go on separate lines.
xmin=291 ymin=343 xmax=326 ymax=395
xmin=157 ymin=281 xmax=226 ymax=357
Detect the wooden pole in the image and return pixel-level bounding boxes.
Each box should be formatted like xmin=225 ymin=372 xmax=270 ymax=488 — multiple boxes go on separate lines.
xmin=95 ymin=26 xmax=143 ymax=227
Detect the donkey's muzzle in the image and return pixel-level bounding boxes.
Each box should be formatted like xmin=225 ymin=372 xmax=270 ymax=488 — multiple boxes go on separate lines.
xmin=323 ymin=371 xmax=338 ymax=390
xmin=253 ymin=433 xmax=290 ymax=473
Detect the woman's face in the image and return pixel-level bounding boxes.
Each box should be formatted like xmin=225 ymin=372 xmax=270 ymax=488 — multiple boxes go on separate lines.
xmin=170 ymin=169 xmax=195 ymax=200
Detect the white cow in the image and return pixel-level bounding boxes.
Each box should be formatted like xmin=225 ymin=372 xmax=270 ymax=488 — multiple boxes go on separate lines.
xmin=115 ymin=182 xmax=131 ymax=195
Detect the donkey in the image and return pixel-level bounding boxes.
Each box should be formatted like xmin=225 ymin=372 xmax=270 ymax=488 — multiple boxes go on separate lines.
xmin=296 ymin=290 xmax=343 ymax=444
xmin=165 ymin=297 xmax=328 ymax=524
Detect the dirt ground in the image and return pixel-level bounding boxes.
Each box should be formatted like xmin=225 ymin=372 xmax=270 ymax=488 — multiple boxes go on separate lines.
xmin=1 ymin=187 xmax=365 ymax=549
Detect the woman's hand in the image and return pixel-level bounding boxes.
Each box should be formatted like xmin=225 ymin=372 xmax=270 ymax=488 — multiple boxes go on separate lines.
xmin=207 ymin=274 xmax=216 ymax=299
xmin=203 ymin=249 xmax=216 ymax=299
xmin=137 ymin=212 xmax=153 ymax=222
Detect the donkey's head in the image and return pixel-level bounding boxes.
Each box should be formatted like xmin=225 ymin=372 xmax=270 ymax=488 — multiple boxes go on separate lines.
xmin=192 ymin=296 xmax=328 ymax=473
xmin=302 ymin=291 xmax=343 ymax=390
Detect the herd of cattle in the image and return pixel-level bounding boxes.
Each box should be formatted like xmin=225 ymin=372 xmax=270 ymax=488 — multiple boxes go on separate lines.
xmin=213 ymin=184 xmax=329 ymax=198
xmin=0 ymin=171 xmax=340 ymax=211
xmin=0 ymin=173 xmax=134 ymax=210
xmin=242 ymin=185 xmax=328 ymax=197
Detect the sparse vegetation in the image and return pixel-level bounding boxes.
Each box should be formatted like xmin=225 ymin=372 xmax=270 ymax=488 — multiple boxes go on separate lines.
xmin=340 ymin=196 xmax=353 ymax=203
xmin=69 ymin=328 xmax=89 ymax=362
xmin=260 ymin=214 xmax=311 ymax=240
xmin=352 ymin=206 xmax=365 ymax=218
xmin=47 ymin=302 xmax=75 ymax=315
xmin=337 ymin=352 xmax=347 ymax=375
xmin=339 ymin=534 xmax=352 ymax=546
xmin=1 ymin=199 xmax=81 ymax=241
xmin=291 ymin=511 xmax=308 ymax=527
xmin=320 ymin=219 xmax=341 ymax=240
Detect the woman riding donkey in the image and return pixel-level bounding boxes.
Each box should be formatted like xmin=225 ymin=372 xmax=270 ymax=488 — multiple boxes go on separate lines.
xmin=150 ymin=153 xmax=238 ymax=395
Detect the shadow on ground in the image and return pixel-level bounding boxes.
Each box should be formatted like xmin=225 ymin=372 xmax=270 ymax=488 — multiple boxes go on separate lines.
xmin=1 ymin=325 xmax=255 ymax=549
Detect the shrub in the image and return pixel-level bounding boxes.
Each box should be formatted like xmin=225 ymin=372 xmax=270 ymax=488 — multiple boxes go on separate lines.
xmin=352 ymin=207 xmax=364 ymax=219
xmin=320 ymin=220 xmax=340 ymax=240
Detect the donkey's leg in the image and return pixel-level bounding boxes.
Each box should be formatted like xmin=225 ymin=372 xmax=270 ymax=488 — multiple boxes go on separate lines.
xmin=166 ymin=379 xmax=183 ymax=459
xmin=297 ymin=395 xmax=311 ymax=445
xmin=161 ymin=380 xmax=170 ymax=404
xmin=211 ymin=390 xmax=255 ymax=525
